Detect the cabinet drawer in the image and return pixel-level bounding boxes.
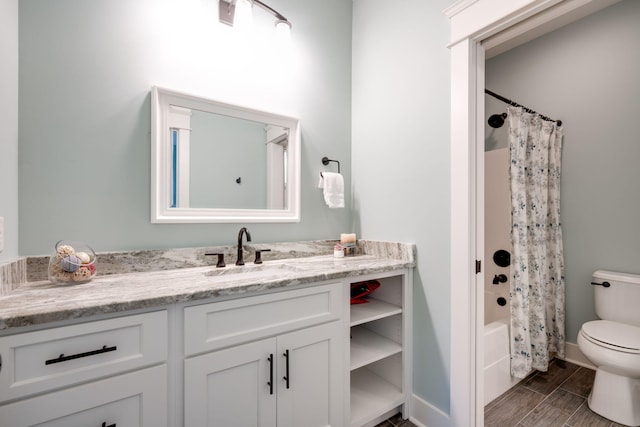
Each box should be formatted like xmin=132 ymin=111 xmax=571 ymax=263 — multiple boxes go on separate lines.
xmin=0 ymin=310 xmax=167 ymax=402
xmin=184 ymin=283 xmax=342 ymax=356
xmin=0 ymin=364 xmax=167 ymax=427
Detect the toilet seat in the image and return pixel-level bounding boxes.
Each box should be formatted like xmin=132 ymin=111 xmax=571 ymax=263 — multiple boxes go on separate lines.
xmin=581 ymin=320 xmax=640 ymax=354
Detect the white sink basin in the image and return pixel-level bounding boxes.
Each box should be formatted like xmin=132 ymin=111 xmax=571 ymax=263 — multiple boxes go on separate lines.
xmin=203 ymin=263 xmax=298 ymax=282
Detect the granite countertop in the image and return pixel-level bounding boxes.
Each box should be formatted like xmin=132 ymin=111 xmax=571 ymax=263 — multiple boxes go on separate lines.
xmin=0 ymin=252 xmax=413 ymax=331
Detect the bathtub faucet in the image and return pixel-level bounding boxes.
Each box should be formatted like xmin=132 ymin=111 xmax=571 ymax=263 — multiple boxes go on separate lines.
xmin=493 ymin=274 xmax=508 ymax=285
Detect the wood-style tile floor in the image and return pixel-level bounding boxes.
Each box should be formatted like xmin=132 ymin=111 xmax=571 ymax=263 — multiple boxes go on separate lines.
xmin=374 ymin=413 xmax=417 ymax=427
xmin=485 ymin=359 xmax=628 ymax=427
xmin=373 ymin=359 xmax=626 ymax=427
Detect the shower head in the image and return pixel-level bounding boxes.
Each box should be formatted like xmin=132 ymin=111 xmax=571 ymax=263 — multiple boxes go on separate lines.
xmin=488 ymin=113 xmax=507 ymax=128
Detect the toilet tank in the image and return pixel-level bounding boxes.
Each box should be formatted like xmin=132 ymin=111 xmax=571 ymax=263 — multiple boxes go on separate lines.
xmin=592 ymin=270 xmax=640 ymax=326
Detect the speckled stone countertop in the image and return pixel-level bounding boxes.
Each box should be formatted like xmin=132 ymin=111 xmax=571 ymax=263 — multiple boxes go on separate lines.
xmin=0 ymin=240 xmax=414 ymax=331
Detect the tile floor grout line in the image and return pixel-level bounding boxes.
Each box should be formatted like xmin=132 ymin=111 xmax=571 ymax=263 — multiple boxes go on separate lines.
xmin=484 ymin=360 xmax=617 ymax=427
xmin=510 ymin=373 xmax=572 ymax=427
xmin=559 ymin=387 xmax=590 ymax=399
xmin=556 ymin=366 xmax=581 ymax=388
xmin=563 ymin=400 xmax=587 ymax=427
xmin=512 ymin=391 xmax=553 ymax=427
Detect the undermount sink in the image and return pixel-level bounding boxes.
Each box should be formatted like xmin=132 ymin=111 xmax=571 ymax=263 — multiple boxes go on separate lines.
xmin=203 ymin=263 xmax=298 ymax=281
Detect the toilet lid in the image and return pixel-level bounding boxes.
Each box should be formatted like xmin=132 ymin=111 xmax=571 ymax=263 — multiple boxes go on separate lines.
xmin=581 ymin=320 xmax=640 ymax=354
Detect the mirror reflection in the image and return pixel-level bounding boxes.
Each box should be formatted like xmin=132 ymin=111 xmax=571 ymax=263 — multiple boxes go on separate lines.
xmin=171 ymin=108 xmax=288 ymax=210
xmin=151 ymin=87 xmax=300 ymax=223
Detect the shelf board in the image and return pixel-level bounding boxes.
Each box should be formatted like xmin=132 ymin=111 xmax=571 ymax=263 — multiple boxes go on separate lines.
xmin=350 ymin=299 xmax=402 ymax=327
xmin=350 ymin=326 xmax=402 ymax=370
xmin=350 ymin=368 xmax=404 ymax=427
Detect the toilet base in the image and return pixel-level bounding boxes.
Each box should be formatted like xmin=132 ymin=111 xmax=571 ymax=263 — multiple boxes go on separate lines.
xmin=588 ymin=367 xmax=640 ymax=426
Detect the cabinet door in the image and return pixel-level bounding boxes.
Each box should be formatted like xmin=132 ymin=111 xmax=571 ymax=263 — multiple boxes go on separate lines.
xmin=184 ymin=338 xmax=277 ymax=427
xmin=0 ymin=364 xmax=167 ymax=427
xmin=276 ymin=321 xmax=343 ymax=427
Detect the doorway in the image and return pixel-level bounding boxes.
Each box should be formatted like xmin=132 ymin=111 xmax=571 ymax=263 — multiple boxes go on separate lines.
xmin=447 ymin=1 xmax=623 ymax=425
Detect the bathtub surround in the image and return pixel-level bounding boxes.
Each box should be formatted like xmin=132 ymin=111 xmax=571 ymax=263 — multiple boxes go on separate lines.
xmin=484 ymin=148 xmax=511 ymax=326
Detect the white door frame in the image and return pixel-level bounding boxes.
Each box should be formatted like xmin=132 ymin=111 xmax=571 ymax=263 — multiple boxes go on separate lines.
xmin=446 ymin=0 xmax=608 ymax=425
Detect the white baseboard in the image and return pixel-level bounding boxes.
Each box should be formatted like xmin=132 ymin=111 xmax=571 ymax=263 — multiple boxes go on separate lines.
xmin=562 ymin=341 xmax=596 ymax=370
xmin=411 ymin=393 xmax=450 ymax=427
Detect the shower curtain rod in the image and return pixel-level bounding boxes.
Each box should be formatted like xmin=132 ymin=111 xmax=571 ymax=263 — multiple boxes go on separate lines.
xmin=485 ymin=89 xmax=562 ymax=126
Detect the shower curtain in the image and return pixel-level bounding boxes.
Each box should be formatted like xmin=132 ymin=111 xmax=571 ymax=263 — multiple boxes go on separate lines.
xmin=507 ymin=106 xmax=565 ymax=378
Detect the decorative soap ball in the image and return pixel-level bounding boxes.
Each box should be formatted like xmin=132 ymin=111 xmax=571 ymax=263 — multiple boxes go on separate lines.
xmin=56 ymin=244 xmax=76 ymax=258
xmin=60 ymin=255 xmax=81 ymax=272
xmin=48 ymin=240 xmax=97 ymax=284
xmin=84 ymin=263 xmax=97 ymax=275
xmin=72 ymin=266 xmax=92 ymax=282
xmin=75 ymin=251 xmax=91 ymax=264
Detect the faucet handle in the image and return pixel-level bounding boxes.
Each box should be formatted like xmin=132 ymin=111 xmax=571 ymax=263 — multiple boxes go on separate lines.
xmin=254 ymin=249 xmax=271 ymax=264
xmin=492 ymin=274 xmax=507 ymax=284
xmin=205 ymin=253 xmax=226 ymax=268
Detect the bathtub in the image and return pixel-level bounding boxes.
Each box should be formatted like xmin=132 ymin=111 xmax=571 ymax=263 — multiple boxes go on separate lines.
xmin=484 ymin=317 xmax=521 ymax=405
xmin=484 ymin=287 xmax=522 ymax=405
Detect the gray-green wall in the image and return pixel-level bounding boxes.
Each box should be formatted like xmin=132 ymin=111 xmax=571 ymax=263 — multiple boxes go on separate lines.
xmin=352 ymin=0 xmax=453 ymax=414
xmin=15 ymin=0 xmax=457 ymax=418
xmin=486 ymin=0 xmax=640 ymax=344
xmin=18 ymin=0 xmax=352 ymax=255
xmin=0 ymin=0 xmax=19 ymax=263
xmin=13 ymin=0 xmax=638 ymax=421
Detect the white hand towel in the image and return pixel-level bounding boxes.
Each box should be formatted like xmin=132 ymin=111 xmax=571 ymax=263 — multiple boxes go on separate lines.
xmin=317 ymin=172 xmax=344 ymax=208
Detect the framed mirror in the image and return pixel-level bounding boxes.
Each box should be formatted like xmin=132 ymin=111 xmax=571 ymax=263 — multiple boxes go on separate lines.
xmin=151 ymin=87 xmax=300 ymax=223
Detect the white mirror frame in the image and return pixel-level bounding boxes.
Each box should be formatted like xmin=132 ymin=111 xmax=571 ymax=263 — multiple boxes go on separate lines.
xmin=151 ymin=86 xmax=301 ymax=223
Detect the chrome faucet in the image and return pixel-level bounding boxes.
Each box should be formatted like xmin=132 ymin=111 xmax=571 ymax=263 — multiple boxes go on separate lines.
xmin=236 ymin=227 xmax=252 ymax=266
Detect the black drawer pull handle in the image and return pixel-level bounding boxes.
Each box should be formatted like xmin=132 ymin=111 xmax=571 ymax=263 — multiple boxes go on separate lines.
xmin=283 ymin=349 xmax=290 ymax=389
xmin=267 ymin=353 xmax=274 ymax=395
xmin=102 ymin=423 xmax=116 ymax=427
xmin=590 ymin=281 xmax=611 ymax=288
xmin=45 ymin=345 xmax=117 ymax=365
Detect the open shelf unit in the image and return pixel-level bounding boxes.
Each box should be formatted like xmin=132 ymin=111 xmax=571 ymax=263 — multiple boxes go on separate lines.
xmin=348 ymin=272 xmax=410 ymax=427
xmin=350 ymin=326 xmax=401 ymax=370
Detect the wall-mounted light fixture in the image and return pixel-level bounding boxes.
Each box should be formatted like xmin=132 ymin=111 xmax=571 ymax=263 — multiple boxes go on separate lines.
xmin=219 ymin=0 xmax=292 ymax=35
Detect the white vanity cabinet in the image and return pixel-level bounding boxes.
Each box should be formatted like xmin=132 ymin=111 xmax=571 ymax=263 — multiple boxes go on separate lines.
xmin=183 ymin=282 xmax=345 ymax=427
xmin=0 ymin=311 xmax=169 ymax=427
xmin=0 ymin=261 xmax=413 ymax=427
xmin=348 ymin=272 xmax=412 ymax=427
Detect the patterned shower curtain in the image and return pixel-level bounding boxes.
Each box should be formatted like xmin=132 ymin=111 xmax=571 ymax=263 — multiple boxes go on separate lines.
xmin=507 ymin=106 xmax=565 ymax=378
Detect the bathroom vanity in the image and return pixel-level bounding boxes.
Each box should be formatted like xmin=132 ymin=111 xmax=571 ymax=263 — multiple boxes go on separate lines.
xmin=0 ymin=245 xmax=414 ymax=427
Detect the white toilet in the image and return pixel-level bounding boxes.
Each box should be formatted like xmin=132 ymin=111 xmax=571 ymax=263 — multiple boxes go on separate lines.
xmin=577 ymin=270 xmax=640 ymax=426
